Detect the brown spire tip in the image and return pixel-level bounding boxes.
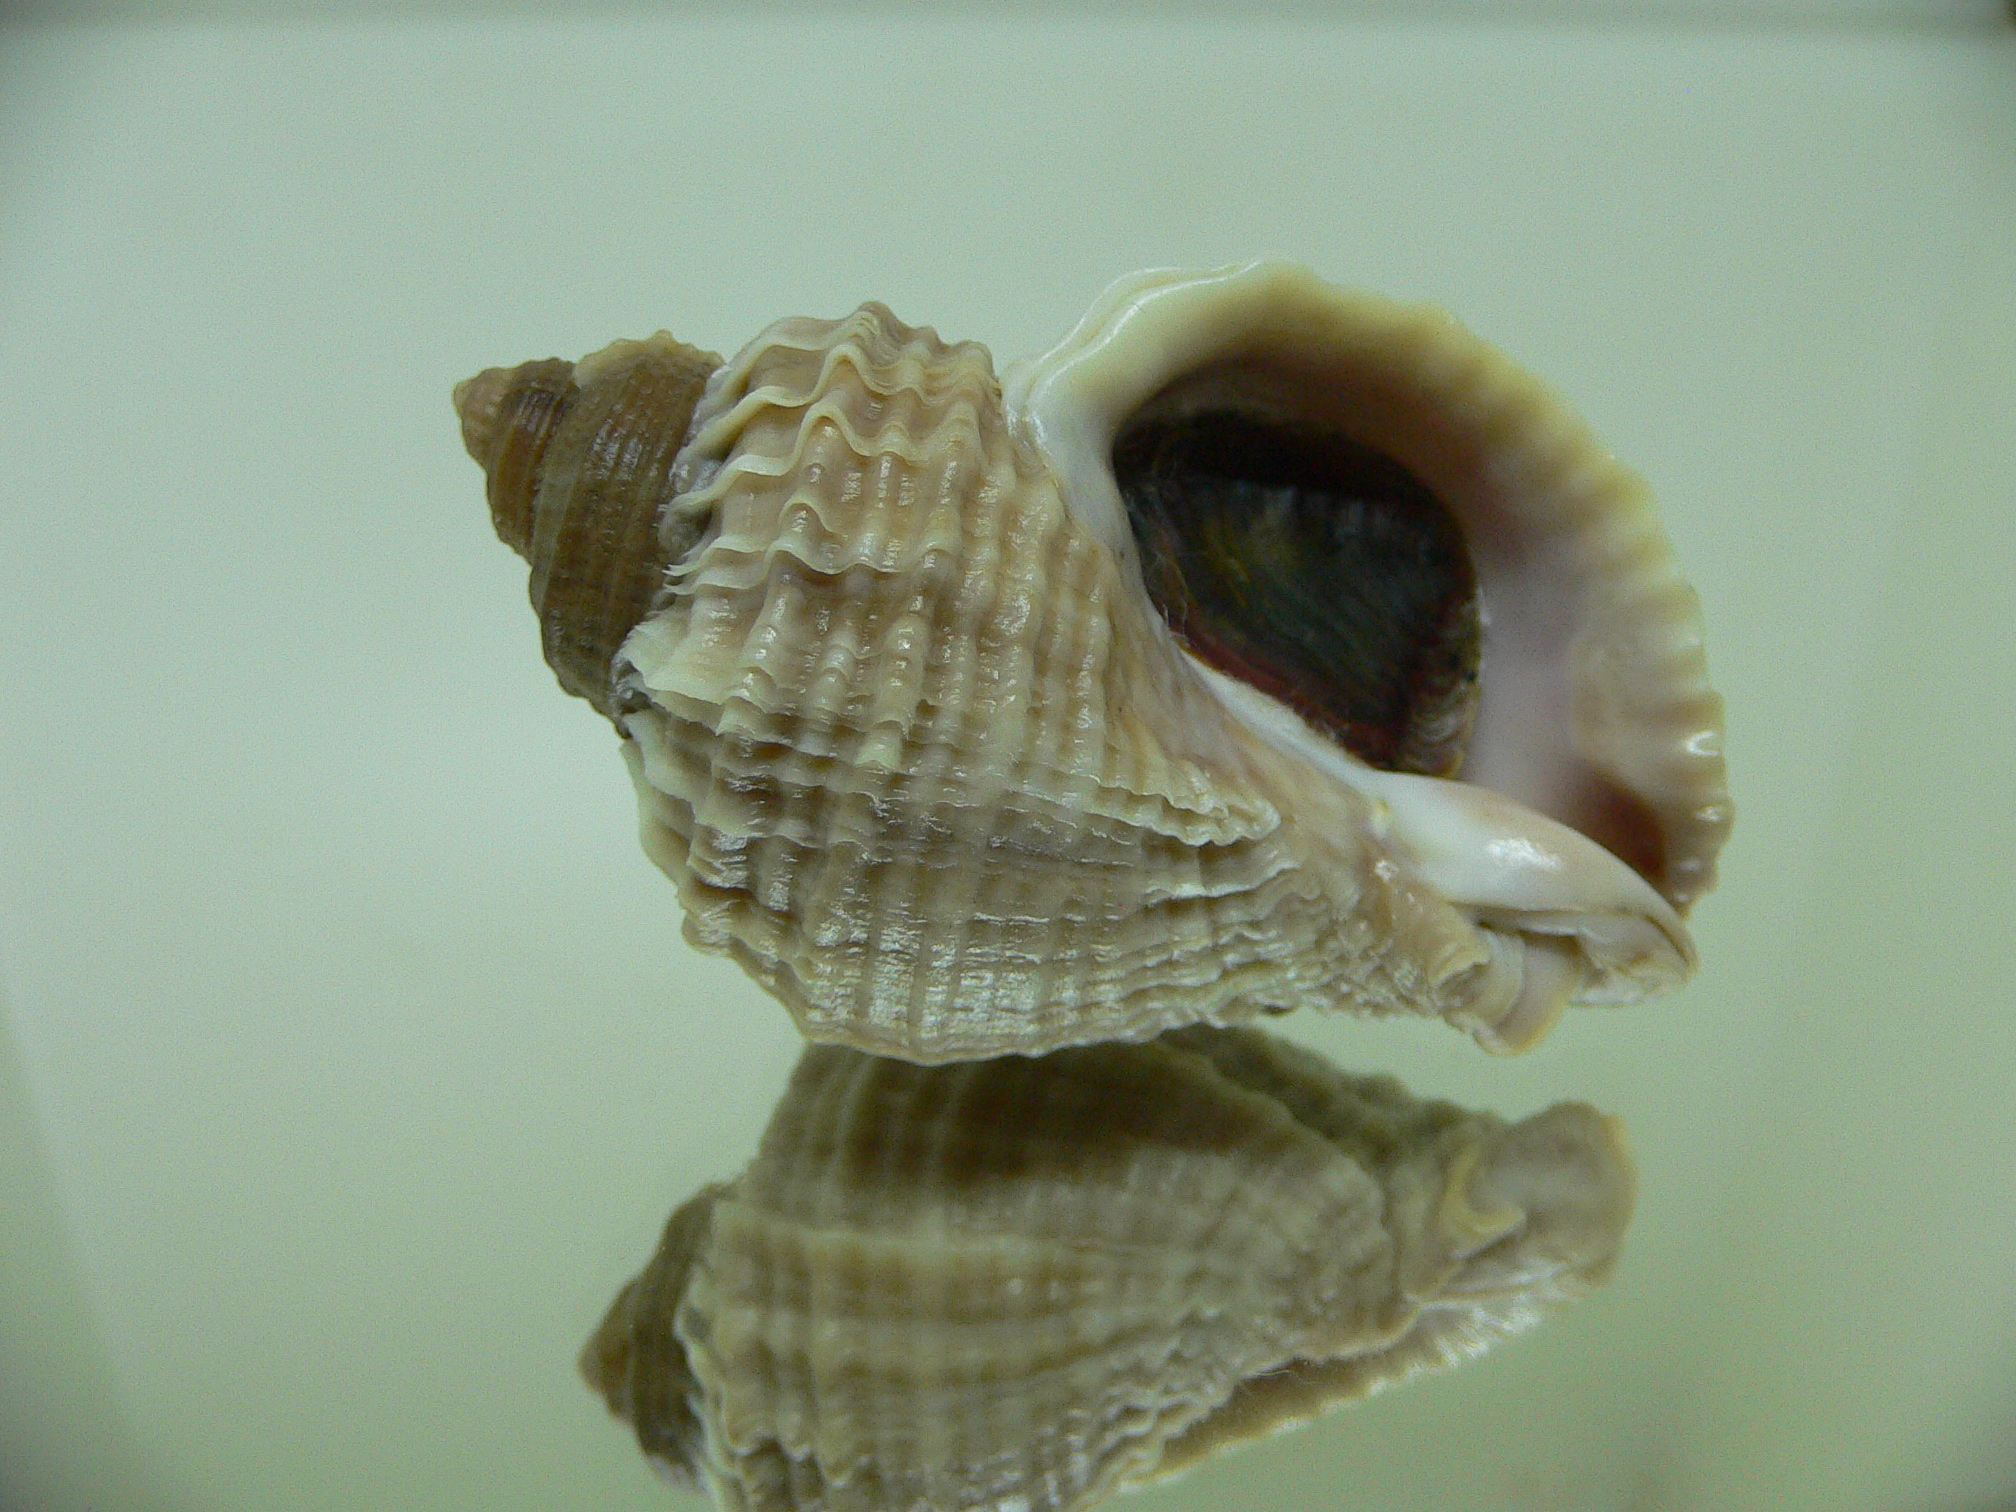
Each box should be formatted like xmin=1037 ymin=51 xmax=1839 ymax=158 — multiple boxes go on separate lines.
xmin=453 ymin=365 xmax=517 ymax=473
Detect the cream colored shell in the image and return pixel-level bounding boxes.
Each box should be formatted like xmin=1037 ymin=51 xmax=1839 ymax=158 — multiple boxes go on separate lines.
xmin=612 ymin=267 xmax=1725 ymax=1061
xmin=457 ymin=262 xmax=1730 ymax=1062
xmin=582 ymin=1025 xmax=1636 ymax=1512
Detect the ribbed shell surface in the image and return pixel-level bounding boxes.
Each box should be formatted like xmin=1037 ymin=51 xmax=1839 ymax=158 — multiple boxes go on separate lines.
xmin=582 ymin=1027 xmax=1635 ymax=1512
xmin=617 ymin=305 xmax=1489 ymax=1063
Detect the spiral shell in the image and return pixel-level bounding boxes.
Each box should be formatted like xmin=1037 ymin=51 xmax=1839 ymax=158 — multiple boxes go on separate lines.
xmin=582 ymin=1026 xmax=1636 ymax=1512
xmin=456 ymin=263 xmax=1729 ymax=1061
xmin=455 ymin=333 xmax=722 ymax=718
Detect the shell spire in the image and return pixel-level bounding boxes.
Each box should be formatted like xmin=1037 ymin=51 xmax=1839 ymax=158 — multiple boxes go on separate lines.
xmin=455 ymin=334 xmax=721 ymax=721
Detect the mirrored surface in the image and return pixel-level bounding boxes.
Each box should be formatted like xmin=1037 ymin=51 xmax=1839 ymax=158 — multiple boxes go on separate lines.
xmin=584 ymin=1027 xmax=1634 ymax=1511
xmin=2 ymin=10 xmax=2013 ymax=1512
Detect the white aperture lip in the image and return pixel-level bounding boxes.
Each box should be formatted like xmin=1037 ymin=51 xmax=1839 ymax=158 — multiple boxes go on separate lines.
xmin=1005 ymin=260 xmax=1727 ymax=1046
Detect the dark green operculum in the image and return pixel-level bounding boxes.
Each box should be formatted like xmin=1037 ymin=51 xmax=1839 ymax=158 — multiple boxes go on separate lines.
xmin=1114 ymin=409 xmax=1481 ymax=778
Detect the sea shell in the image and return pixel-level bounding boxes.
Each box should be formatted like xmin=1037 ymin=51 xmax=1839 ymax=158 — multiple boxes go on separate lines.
xmin=581 ymin=1025 xmax=1636 ymax=1512
xmin=456 ymin=261 xmax=1730 ymax=1061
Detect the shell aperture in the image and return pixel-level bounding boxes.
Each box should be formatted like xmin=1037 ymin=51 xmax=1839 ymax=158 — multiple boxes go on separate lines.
xmin=1114 ymin=408 xmax=1481 ymax=778
xmin=582 ymin=1025 xmax=1637 ymax=1512
xmin=456 ymin=263 xmax=1730 ymax=1061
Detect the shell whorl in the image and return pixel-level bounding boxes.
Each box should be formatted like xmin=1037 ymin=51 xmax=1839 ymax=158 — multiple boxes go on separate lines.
xmin=455 ymin=334 xmax=721 ymax=721
xmin=614 ymin=303 xmax=1474 ymax=1062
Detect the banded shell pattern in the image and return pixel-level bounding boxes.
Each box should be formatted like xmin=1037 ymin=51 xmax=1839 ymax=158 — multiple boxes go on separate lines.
xmin=582 ymin=1025 xmax=1637 ymax=1512
xmin=457 ymin=262 xmax=1730 ymax=1062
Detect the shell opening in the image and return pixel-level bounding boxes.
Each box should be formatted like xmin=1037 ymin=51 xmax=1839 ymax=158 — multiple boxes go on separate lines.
xmin=1113 ymin=406 xmax=1481 ymax=779
xmin=1009 ymin=262 xmax=1728 ymax=914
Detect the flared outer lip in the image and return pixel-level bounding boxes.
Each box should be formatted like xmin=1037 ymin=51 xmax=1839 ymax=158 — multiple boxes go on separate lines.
xmin=1002 ymin=260 xmax=1729 ymax=942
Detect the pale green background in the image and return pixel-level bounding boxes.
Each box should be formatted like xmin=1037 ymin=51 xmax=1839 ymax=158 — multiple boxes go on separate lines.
xmin=2 ymin=6 xmax=2013 ymax=1511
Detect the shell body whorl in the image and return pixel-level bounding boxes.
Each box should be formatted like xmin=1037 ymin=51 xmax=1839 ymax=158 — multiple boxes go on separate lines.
xmin=457 ymin=265 xmax=1730 ymax=1061
xmin=615 ymin=302 xmax=1497 ymax=1061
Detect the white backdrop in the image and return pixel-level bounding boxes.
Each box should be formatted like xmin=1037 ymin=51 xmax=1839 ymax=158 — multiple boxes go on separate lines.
xmin=2 ymin=10 xmax=2013 ymax=1512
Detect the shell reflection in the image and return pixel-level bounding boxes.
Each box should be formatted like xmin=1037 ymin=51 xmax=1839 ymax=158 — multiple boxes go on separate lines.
xmin=458 ymin=263 xmax=1730 ymax=1062
xmin=583 ymin=1026 xmax=1635 ymax=1512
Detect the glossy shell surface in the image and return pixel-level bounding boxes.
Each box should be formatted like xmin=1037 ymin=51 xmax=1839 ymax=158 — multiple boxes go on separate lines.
xmin=458 ymin=263 xmax=1731 ymax=1061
